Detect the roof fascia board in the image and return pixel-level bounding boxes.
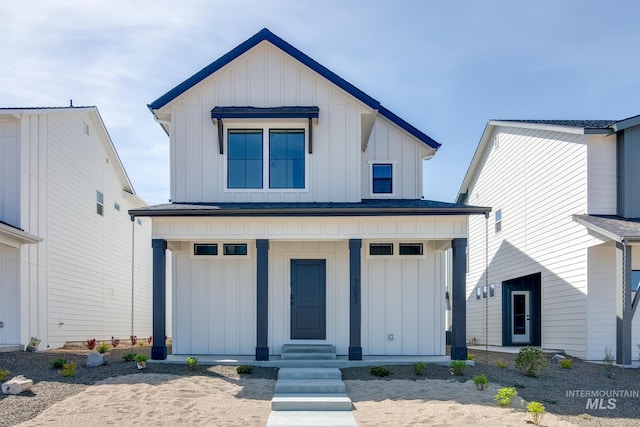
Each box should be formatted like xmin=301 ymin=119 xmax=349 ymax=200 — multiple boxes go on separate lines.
xmin=613 ymin=115 xmax=640 ymax=132
xmin=456 ymin=122 xmax=495 ymax=202
xmin=129 ymin=207 xmax=491 ymax=217
xmin=377 ymin=106 xmax=440 ymax=149
xmin=0 ymin=224 xmax=42 ymax=246
xmin=489 ymin=120 xmax=586 ymax=135
xmin=572 ymin=215 xmax=622 ymax=242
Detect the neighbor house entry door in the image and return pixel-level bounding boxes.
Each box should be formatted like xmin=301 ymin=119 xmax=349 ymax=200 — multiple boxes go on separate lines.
xmin=511 ymin=290 xmax=530 ymax=344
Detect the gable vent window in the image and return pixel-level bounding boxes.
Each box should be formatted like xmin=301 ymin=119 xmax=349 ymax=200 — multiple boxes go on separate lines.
xmin=194 ymin=244 xmax=218 ymax=256
xmin=372 ymin=163 xmax=393 ymax=194
xmin=96 ymin=191 xmax=104 ymax=216
xmin=399 ymin=243 xmax=423 ymax=255
xmin=223 ymin=243 xmax=248 ymax=256
xmin=369 ymin=243 xmax=394 ymax=256
xmin=495 ymin=209 xmax=502 ymax=233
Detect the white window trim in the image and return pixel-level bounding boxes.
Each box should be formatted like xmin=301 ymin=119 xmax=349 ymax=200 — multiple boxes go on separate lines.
xmin=365 ymin=240 xmax=429 ymax=259
xmin=495 ymin=208 xmax=502 ymax=234
xmin=368 ymin=161 xmax=397 ymax=198
xmin=223 ymin=120 xmax=310 ymax=193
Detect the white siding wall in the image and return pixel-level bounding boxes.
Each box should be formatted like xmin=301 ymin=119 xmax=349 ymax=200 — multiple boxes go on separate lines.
xmin=587 ymin=135 xmax=617 ymax=215
xmin=16 ymin=111 xmax=153 ymax=349
xmin=0 ymin=244 xmax=20 ymax=344
xmin=362 ymin=243 xmax=446 ymax=355
xmin=0 ymin=119 xmax=21 ymax=226
xmin=466 ymin=127 xmax=593 ymax=357
xmin=168 ymin=42 xmax=366 ymax=203
xmin=172 ymin=242 xmax=256 ymax=355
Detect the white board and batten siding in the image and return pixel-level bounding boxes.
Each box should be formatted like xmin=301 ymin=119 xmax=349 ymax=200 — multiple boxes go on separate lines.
xmin=466 ymin=125 xmax=595 ymax=357
xmin=0 ymin=119 xmax=21 ymax=226
xmin=163 ymin=42 xmax=428 ymax=204
xmin=5 ymin=109 xmax=155 ymax=349
xmin=586 ymin=135 xmax=617 ymax=215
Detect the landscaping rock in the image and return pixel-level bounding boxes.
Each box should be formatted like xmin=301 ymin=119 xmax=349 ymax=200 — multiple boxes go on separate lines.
xmin=2 ymin=375 xmax=33 ymax=395
xmin=550 ymin=354 xmax=566 ymax=364
xmin=86 ymin=352 xmax=107 ymax=367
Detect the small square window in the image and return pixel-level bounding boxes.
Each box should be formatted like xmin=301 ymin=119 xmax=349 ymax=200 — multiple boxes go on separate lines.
xmin=96 ymin=191 xmax=104 ymax=216
xmin=114 ymin=202 xmax=120 ymax=211
xmin=495 ymin=209 xmax=502 ymax=233
xmin=482 ymin=285 xmax=488 ymax=298
xmin=490 ymin=284 xmax=495 ymax=297
xmin=372 ymin=164 xmax=393 ymax=194
xmin=223 ymin=244 xmax=248 ymax=255
xmin=399 ymin=243 xmax=423 ymax=255
xmin=476 ymin=288 xmax=481 ymax=299
xmin=194 ymin=244 xmax=218 ymax=256
xmin=137 ymin=219 xmax=142 ymax=226
xmin=369 ymin=243 xmax=393 ymax=256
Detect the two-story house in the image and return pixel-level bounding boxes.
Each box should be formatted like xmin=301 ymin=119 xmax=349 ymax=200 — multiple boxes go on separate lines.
xmin=458 ymin=116 xmax=640 ymax=365
xmin=0 ymin=106 xmax=154 ymax=351
xmin=131 ymin=28 xmax=488 ymax=361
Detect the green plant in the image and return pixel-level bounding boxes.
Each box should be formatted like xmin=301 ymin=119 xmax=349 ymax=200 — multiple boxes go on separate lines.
xmin=450 ymin=360 xmax=466 ymax=376
xmin=371 ymin=366 xmax=390 ymax=377
xmin=559 ymin=358 xmax=573 ymax=369
xmin=527 ymin=401 xmax=546 ymax=425
xmin=467 ymin=353 xmax=475 ymax=361
xmin=49 ymin=358 xmax=67 ymax=369
xmin=0 ymin=369 xmax=10 ymax=381
xmin=495 ymin=359 xmax=507 ymax=368
xmin=59 ymin=361 xmax=77 ymax=377
xmin=236 ymin=365 xmax=253 ymax=374
xmin=515 ymin=347 xmax=546 ymax=377
xmin=603 ymin=346 xmax=614 ymax=378
xmin=473 ymin=374 xmax=488 ymax=390
xmin=134 ymin=354 xmax=148 ymax=363
xmin=96 ymin=342 xmax=109 ymax=354
xmin=85 ymin=338 xmax=97 ymax=350
xmin=186 ymin=357 xmax=198 ymax=371
xmin=122 ymin=352 xmax=136 ymax=362
xmin=494 ymin=387 xmax=518 ymax=407
xmin=413 ymin=362 xmax=426 ymax=375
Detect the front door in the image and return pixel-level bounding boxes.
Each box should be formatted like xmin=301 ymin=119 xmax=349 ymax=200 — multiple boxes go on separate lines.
xmin=290 ymin=259 xmax=326 ymax=340
xmin=511 ymin=291 xmax=530 ymax=344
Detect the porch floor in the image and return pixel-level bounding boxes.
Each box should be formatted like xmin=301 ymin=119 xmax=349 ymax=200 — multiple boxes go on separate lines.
xmin=160 ymin=354 xmax=453 ymax=368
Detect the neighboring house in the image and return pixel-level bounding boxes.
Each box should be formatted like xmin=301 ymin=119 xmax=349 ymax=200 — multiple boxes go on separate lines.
xmin=458 ymin=116 xmax=640 ymax=364
xmin=0 ymin=106 xmax=154 ymax=350
xmin=131 ymin=28 xmax=488 ymax=361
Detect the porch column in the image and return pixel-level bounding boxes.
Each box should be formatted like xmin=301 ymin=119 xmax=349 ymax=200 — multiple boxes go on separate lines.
xmin=451 ymin=238 xmax=468 ymax=360
xmin=615 ymin=242 xmax=632 ymax=365
xmin=255 ymin=239 xmax=269 ymax=361
xmin=349 ymin=239 xmax=362 ymax=360
xmin=151 ymin=239 xmax=167 ymax=360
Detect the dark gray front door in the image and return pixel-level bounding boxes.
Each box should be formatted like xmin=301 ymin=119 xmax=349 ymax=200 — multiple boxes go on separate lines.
xmin=291 ymin=259 xmax=326 ymax=339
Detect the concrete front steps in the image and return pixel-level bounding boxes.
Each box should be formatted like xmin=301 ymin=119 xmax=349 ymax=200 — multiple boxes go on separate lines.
xmin=267 ymin=367 xmax=357 ymax=427
xmin=281 ymin=344 xmax=337 ymax=360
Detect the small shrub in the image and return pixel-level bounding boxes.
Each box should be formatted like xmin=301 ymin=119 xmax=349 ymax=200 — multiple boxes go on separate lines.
xmin=236 ymin=365 xmax=253 ymax=374
xmin=85 ymin=338 xmax=97 ymax=350
xmin=515 ymin=347 xmax=546 ymax=377
xmin=371 ymin=366 xmax=390 ymax=377
xmin=413 ymin=361 xmax=426 ymax=375
xmin=603 ymin=346 xmax=614 ymax=378
xmin=0 ymin=369 xmax=10 ymax=381
xmin=495 ymin=359 xmax=507 ymax=368
xmin=96 ymin=342 xmax=109 ymax=354
xmin=111 ymin=336 xmax=120 ymax=348
xmin=467 ymin=353 xmax=475 ymax=361
xmin=450 ymin=360 xmax=466 ymax=376
xmin=559 ymin=358 xmax=573 ymax=369
xmin=494 ymin=387 xmax=518 ymax=407
xmin=473 ymin=374 xmax=488 ymax=390
xmin=49 ymin=358 xmax=67 ymax=369
xmin=130 ymin=335 xmax=138 ymax=346
xmin=59 ymin=361 xmax=77 ymax=377
xmin=122 ymin=352 xmax=136 ymax=362
xmin=527 ymin=401 xmax=546 ymax=425
xmin=134 ymin=354 xmax=148 ymax=363
xmin=186 ymin=357 xmax=198 ymax=371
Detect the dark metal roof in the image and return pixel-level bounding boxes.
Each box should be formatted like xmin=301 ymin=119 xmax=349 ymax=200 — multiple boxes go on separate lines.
xmin=130 ymin=199 xmax=490 ymax=217
xmin=148 ymin=28 xmax=440 ymax=150
xmin=573 ymin=214 xmax=640 ymax=243
xmin=211 ymin=106 xmax=319 ymax=120
xmin=496 ymin=119 xmax=617 ymax=129
xmin=0 ymin=220 xmax=23 ymax=231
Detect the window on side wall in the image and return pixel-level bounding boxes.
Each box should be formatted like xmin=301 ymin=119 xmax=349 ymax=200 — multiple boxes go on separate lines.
xmin=372 ymin=163 xmax=393 ymax=194
xmin=495 ymin=208 xmax=502 ymax=233
xmin=96 ymin=191 xmax=104 ymax=216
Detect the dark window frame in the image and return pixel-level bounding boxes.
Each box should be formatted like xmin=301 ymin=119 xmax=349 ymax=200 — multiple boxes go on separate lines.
xmin=269 ymin=129 xmax=305 ymax=189
xmin=369 ymin=243 xmax=394 ymax=256
xmin=227 ymin=129 xmax=264 ymax=189
xmin=372 ymin=163 xmax=393 ymax=194
xmin=399 ymin=243 xmax=423 ymax=256
xmin=223 ymin=243 xmax=248 ymax=256
xmin=194 ymin=244 xmax=218 ymax=256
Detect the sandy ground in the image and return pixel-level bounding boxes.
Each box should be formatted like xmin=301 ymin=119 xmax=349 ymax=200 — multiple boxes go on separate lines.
xmin=14 ymin=374 xmax=585 ymax=427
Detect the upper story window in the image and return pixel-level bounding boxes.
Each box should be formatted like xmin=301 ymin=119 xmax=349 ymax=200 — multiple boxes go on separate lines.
xmin=495 ymin=208 xmax=502 ymax=233
xmin=632 ymin=271 xmax=640 ymax=292
xmin=96 ymin=191 xmax=104 ymax=216
xmin=269 ymin=130 xmax=305 ymax=188
xmin=372 ymin=163 xmax=393 ymax=194
xmin=228 ymin=130 xmax=263 ymax=189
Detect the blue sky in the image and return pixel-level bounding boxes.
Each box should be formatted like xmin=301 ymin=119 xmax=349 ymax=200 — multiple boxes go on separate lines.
xmin=2 ymin=0 xmax=639 ymax=205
